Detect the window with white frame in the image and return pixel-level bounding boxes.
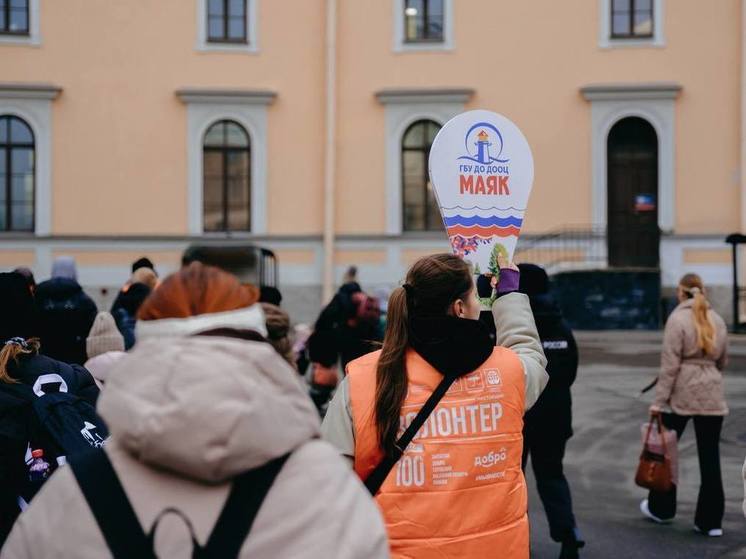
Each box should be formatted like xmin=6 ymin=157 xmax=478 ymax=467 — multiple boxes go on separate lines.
xmin=0 ymin=0 xmax=39 ymax=45
xmin=599 ymin=0 xmax=664 ymax=48
xmin=394 ymin=0 xmax=453 ymax=52
xmin=376 ymin=88 xmax=473 ymax=234
xmin=196 ymin=0 xmax=257 ymax=53
xmin=177 ymin=88 xmax=274 ymax=235
xmin=0 ymin=84 xmax=58 ymax=235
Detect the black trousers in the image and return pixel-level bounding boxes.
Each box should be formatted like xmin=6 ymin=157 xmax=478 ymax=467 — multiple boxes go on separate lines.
xmin=647 ymin=413 xmax=725 ymax=530
xmin=522 ymin=428 xmax=578 ymax=543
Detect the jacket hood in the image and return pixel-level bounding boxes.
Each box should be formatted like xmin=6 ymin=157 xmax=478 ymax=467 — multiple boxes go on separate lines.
xmin=36 ymin=277 xmax=83 ymax=299
xmin=51 ymin=256 xmax=78 ymax=281
xmin=98 ymin=336 xmax=319 ymax=483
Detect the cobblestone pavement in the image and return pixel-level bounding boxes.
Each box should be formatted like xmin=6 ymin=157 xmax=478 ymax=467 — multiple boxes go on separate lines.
xmin=528 ymin=332 xmax=746 ymax=559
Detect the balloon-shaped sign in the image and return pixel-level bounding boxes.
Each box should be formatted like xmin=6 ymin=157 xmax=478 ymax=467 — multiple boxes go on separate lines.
xmin=429 ymin=110 xmax=534 ymax=275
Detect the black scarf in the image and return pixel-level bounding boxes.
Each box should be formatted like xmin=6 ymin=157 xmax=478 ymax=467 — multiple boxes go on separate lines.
xmin=409 ymin=315 xmax=495 ymax=378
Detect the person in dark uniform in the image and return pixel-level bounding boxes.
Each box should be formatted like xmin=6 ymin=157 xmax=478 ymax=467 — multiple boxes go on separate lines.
xmin=515 ymin=264 xmax=584 ymax=559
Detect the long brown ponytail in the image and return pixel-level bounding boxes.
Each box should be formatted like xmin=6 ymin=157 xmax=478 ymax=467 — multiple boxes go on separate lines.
xmin=374 ymin=254 xmax=472 ymax=458
xmin=0 ymin=338 xmax=40 ymax=384
xmin=679 ymin=273 xmax=715 ymax=355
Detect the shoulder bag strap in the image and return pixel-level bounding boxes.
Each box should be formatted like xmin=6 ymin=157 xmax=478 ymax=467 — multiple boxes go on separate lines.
xmin=69 ymin=450 xmax=155 ymax=559
xmin=199 ymin=452 xmax=291 ymax=558
xmin=364 ymin=373 xmax=457 ymax=496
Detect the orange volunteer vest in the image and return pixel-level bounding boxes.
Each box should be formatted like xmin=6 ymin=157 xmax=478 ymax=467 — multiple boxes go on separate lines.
xmin=348 ymin=347 xmax=529 ymax=559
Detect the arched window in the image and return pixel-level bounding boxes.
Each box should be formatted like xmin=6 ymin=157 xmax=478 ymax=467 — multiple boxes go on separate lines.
xmin=203 ymin=120 xmax=251 ymax=232
xmin=402 ymin=119 xmax=441 ymax=231
xmin=0 ymin=115 xmax=35 ymax=232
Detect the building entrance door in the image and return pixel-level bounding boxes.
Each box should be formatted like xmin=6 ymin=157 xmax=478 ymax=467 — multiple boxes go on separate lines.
xmin=607 ymin=117 xmax=660 ymax=268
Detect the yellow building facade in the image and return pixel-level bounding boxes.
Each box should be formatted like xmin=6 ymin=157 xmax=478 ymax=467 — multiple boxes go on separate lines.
xmin=0 ymin=0 xmax=743 ymax=321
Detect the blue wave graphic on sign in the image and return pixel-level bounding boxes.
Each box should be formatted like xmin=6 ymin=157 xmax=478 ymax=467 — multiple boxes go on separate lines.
xmin=443 ymin=215 xmax=523 ymax=228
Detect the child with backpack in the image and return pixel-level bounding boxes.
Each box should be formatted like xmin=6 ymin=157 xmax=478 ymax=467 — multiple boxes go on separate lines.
xmin=0 ymin=272 xmax=105 ymax=546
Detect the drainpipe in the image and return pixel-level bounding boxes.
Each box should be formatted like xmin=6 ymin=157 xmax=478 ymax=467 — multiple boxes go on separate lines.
xmin=322 ymin=0 xmax=338 ymax=303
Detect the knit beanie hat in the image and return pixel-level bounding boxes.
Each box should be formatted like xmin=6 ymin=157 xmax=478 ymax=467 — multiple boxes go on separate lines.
xmin=87 ymin=312 xmax=125 ymax=359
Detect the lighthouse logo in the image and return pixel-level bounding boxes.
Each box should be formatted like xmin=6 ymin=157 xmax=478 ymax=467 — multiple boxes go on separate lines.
xmin=458 ymin=122 xmax=510 ymax=164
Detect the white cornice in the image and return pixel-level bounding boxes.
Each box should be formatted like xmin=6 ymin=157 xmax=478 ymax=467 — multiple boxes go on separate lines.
xmin=375 ymin=88 xmax=475 ymax=105
xmin=581 ymin=82 xmax=682 ymax=101
xmin=0 ymin=83 xmax=62 ymax=100
xmin=176 ymin=88 xmax=277 ymax=105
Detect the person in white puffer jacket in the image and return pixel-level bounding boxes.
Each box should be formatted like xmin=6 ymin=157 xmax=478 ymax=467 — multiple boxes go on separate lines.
xmin=2 ymin=263 xmax=388 ymax=559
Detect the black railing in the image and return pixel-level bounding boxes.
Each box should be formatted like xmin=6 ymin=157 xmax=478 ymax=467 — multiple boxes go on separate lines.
xmin=515 ymin=226 xmax=607 ymax=273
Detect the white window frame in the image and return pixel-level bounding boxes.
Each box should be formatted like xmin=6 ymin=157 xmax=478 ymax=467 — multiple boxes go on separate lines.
xmin=393 ymin=0 xmax=453 ymax=53
xmin=599 ymin=0 xmax=665 ymax=49
xmin=581 ymin=82 xmax=681 ymax=233
xmin=0 ymin=0 xmax=40 ymax=47
xmin=377 ymin=89 xmax=473 ymax=234
xmin=196 ymin=0 xmax=258 ymax=54
xmin=177 ymin=88 xmax=275 ymax=235
xmin=0 ymin=83 xmax=59 ymax=235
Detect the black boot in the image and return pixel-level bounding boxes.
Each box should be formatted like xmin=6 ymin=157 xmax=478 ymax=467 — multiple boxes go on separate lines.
xmin=559 ymin=541 xmax=580 ymax=559
xmin=559 ymin=532 xmax=585 ymax=559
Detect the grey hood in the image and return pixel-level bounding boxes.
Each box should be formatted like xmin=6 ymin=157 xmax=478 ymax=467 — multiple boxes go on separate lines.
xmin=98 ymin=336 xmax=320 ymax=483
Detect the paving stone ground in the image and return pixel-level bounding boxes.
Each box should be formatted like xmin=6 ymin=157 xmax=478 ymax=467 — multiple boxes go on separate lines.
xmin=527 ymin=332 xmax=746 ymax=559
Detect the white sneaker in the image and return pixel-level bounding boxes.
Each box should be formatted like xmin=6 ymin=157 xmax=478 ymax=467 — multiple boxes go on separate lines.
xmin=694 ymin=526 xmax=723 ymax=537
xmin=640 ymin=499 xmax=672 ymax=524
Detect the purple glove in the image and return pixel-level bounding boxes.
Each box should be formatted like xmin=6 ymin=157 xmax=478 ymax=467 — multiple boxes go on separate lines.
xmin=496 ymin=268 xmax=520 ymax=295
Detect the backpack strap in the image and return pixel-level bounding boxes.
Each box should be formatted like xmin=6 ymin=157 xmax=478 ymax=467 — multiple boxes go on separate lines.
xmin=364 ymin=373 xmax=457 ymax=495
xmin=69 ymin=450 xmax=155 ymax=559
xmin=198 ymin=452 xmax=291 ymax=558
xmin=71 ymin=449 xmax=292 ymax=559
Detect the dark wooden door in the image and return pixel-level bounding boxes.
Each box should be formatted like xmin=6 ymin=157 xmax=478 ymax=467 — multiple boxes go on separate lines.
xmin=607 ymin=117 xmax=660 ymax=268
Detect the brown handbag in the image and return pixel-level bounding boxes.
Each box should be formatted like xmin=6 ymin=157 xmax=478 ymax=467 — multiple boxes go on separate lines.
xmin=635 ymin=414 xmax=673 ymax=492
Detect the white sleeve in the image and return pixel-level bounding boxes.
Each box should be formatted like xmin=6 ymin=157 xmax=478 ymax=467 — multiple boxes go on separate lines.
xmin=491 ymin=292 xmax=549 ymax=410
xmin=320 ymin=377 xmax=355 ymax=462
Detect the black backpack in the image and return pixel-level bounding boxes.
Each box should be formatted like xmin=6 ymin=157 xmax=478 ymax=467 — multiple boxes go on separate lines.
xmin=18 ymin=374 xmax=108 ymax=501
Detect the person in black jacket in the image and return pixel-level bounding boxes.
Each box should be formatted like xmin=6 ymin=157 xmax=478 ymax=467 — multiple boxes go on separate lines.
xmin=518 ymin=264 xmax=584 ymax=559
xmin=35 ymin=257 xmax=98 ymax=365
xmin=0 ymin=272 xmax=99 ymax=546
xmin=308 ymin=276 xmax=382 ymax=372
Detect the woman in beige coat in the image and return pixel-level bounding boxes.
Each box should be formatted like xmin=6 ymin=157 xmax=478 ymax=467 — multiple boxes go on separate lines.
xmin=1 ymin=263 xmax=388 ymax=559
xmin=640 ymin=273 xmax=728 ymax=536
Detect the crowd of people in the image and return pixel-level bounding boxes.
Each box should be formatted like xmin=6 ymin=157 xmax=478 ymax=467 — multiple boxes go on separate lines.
xmin=0 ymin=250 xmax=738 ymax=558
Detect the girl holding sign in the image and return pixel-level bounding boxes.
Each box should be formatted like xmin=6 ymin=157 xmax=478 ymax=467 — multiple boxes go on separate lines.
xmin=321 ymin=253 xmax=548 ymax=558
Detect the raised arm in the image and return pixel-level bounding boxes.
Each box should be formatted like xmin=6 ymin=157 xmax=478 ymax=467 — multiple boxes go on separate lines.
xmin=491 ymin=292 xmax=548 ymax=410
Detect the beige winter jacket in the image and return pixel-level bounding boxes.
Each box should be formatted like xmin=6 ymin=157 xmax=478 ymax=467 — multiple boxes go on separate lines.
xmin=653 ymin=299 xmax=728 ymax=416
xmin=1 ymin=336 xmax=389 ymax=559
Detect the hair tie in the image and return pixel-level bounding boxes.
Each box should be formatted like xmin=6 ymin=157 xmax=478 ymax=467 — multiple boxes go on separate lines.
xmin=4 ymin=337 xmax=28 ymax=349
